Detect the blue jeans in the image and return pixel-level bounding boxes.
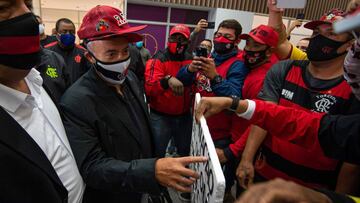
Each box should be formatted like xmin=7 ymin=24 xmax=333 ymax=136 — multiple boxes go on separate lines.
xmin=150 ymin=111 xmax=192 ymax=157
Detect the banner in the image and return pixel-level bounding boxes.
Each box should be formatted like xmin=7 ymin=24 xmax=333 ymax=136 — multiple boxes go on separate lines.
xmin=190 ymin=93 xmax=225 ymax=203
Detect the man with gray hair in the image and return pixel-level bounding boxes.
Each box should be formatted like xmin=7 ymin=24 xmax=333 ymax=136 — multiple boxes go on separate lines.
xmin=60 ymin=5 xmax=207 ymax=203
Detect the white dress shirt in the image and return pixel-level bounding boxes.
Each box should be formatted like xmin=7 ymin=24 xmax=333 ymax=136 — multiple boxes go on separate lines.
xmin=0 ymin=69 xmax=85 ymax=203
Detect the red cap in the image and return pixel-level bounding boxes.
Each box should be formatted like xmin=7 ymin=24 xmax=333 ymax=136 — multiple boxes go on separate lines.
xmin=239 ymin=25 xmax=279 ymax=47
xmin=169 ymin=24 xmax=191 ymax=39
xmin=77 ymin=5 xmax=147 ymax=42
xmin=304 ymin=8 xmax=346 ymax=30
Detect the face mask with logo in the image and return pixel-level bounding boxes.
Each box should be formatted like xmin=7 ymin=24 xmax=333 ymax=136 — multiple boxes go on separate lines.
xmin=0 ymin=13 xmax=40 ymax=69
xmin=167 ymin=41 xmax=187 ymax=55
xmin=59 ymin=33 xmax=76 ymax=47
xmin=244 ymin=48 xmax=268 ymax=68
xmin=135 ymin=41 xmax=144 ymax=49
xmin=213 ymin=36 xmax=235 ymax=55
xmin=90 ymin=52 xmax=131 ymax=85
xmin=306 ymin=34 xmax=348 ymax=61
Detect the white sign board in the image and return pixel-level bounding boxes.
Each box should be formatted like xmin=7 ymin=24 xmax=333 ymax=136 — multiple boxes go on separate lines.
xmin=190 ymin=93 xmax=225 ymax=203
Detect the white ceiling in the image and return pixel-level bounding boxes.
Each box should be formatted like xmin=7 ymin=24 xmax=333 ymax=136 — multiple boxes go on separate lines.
xmin=40 ymin=0 xmax=123 ymax=11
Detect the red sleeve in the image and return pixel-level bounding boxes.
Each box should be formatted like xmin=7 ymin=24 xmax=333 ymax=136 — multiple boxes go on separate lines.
xmin=229 ymin=115 xmax=251 ymax=158
xmin=249 ymin=99 xmax=325 ymax=146
xmin=144 ymin=58 xmax=166 ymax=97
xmin=229 ymin=128 xmax=249 ymax=158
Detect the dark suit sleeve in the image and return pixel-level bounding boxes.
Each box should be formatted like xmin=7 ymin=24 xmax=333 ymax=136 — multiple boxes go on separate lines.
xmin=59 ymin=98 xmax=161 ymax=195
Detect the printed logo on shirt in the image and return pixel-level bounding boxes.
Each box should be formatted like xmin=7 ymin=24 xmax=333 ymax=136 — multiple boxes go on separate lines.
xmin=74 ymin=54 xmax=81 ymax=63
xmin=281 ymin=89 xmax=294 ymax=100
xmin=196 ymin=72 xmax=212 ymax=92
xmin=46 ymin=65 xmax=58 ymax=78
xmin=313 ymin=94 xmax=336 ymax=113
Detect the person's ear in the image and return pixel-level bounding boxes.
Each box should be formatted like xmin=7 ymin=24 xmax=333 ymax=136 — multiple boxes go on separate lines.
xmin=85 ymin=52 xmax=96 ymax=64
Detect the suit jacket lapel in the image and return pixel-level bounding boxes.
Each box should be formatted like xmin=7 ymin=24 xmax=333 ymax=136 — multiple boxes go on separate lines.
xmin=0 ymin=108 xmax=66 ymax=191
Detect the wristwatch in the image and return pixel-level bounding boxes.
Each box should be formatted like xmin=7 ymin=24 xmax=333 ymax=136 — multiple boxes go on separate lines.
xmin=210 ymin=75 xmax=223 ymax=86
xmin=229 ymin=95 xmax=240 ymax=112
xmin=164 ymin=75 xmax=172 ymax=81
xmin=160 ymin=75 xmax=172 ymax=89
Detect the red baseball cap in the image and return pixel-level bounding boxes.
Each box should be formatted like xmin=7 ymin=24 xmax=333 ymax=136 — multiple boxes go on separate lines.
xmin=169 ymin=24 xmax=191 ymax=39
xmin=77 ymin=5 xmax=147 ymax=42
xmin=239 ymin=25 xmax=279 ymax=47
xmin=304 ymin=8 xmax=346 ymax=30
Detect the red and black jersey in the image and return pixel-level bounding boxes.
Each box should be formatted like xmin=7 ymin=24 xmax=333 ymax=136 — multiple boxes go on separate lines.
xmin=144 ymin=49 xmax=193 ymax=115
xmin=256 ymin=60 xmax=358 ymax=190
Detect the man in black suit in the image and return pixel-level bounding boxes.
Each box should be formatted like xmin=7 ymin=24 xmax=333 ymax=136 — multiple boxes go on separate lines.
xmin=0 ymin=0 xmax=85 ymax=202
xmin=60 ymin=5 xmax=207 ymax=203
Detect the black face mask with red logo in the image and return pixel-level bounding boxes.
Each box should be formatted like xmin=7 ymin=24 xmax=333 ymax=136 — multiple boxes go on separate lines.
xmin=244 ymin=48 xmax=268 ymax=68
xmin=0 ymin=13 xmax=40 ymax=69
xmin=306 ymin=34 xmax=348 ymax=62
xmin=213 ymin=36 xmax=235 ymax=55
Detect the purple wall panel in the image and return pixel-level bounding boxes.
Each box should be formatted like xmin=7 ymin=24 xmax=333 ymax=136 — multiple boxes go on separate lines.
xmin=127 ymin=4 xmax=168 ymax=22
xmin=130 ymin=23 xmax=167 ymax=56
xmin=170 ymin=8 xmax=208 ymax=24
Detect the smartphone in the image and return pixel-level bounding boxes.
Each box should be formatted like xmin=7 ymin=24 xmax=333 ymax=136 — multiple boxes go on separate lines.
xmin=194 ymin=47 xmax=208 ymax=57
xmin=296 ymin=13 xmax=305 ymax=20
xmin=295 ymin=13 xmax=305 ymax=27
xmin=334 ymin=9 xmax=360 ymax=34
xmin=277 ymin=0 xmax=307 ymax=9
xmin=206 ymin=22 xmax=215 ymax=29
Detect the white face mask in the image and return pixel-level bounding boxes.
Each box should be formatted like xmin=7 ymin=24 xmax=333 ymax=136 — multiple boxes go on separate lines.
xmin=39 ymin=24 xmax=45 ymax=35
xmin=94 ymin=57 xmax=131 ymax=85
xmin=344 ymin=40 xmax=360 ymax=100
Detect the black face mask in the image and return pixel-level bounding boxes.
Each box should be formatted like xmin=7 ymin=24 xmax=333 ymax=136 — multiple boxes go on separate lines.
xmin=244 ymin=49 xmax=268 ymax=68
xmin=306 ymin=34 xmax=348 ymax=62
xmin=0 ymin=13 xmax=40 ymax=69
xmin=213 ymin=37 xmax=235 ymax=55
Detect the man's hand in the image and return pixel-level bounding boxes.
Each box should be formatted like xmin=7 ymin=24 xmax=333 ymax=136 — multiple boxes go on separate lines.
xmin=188 ymin=56 xmax=203 ymax=73
xmin=236 ymin=178 xmax=333 ymax=203
xmin=288 ymin=20 xmax=302 ymax=33
xmin=267 ymin=0 xmax=284 ymax=13
xmin=155 ymin=156 xmax=208 ymax=192
xmin=194 ymin=19 xmax=208 ymax=33
xmin=198 ymin=57 xmax=217 ymax=79
xmin=236 ymin=158 xmax=255 ymax=189
xmin=216 ymin=148 xmax=228 ymax=163
xmin=168 ymin=77 xmax=184 ymax=96
xmin=195 ymin=97 xmax=233 ymax=122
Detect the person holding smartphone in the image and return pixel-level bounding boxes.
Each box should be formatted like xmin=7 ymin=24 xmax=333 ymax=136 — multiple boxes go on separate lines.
xmin=177 ymin=19 xmax=248 ymax=202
